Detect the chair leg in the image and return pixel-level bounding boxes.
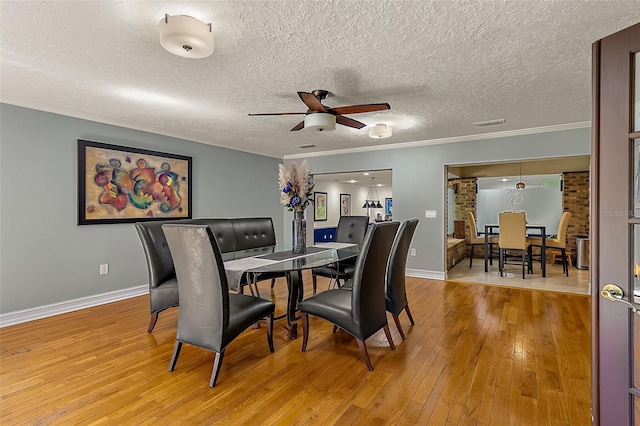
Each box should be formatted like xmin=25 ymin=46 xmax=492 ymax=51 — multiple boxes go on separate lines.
xmin=522 ymin=250 xmax=526 ymax=279
xmin=489 ymin=243 xmax=494 ymax=266
xmin=301 ymin=313 xmax=310 ymax=352
xmin=562 ymin=248 xmax=569 ymax=277
xmin=499 ymin=248 xmax=504 ymax=276
xmin=266 ymin=313 xmax=274 ymax=353
xmin=383 ymin=324 xmax=396 ymax=350
xmin=270 ymin=278 xmax=276 ymax=289
xmin=392 ymin=315 xmax=406 ymax=340
xmin=312 ymin=275 xmax=318 ymax=295
xmin=469 ymin=244 xmax=475 ymax=268
xmin=404 ymin=304 xmax=415 ymax=325
xmin=147 ymin=312 xmax=159 ymax=333
xmin=209 ymin=350 xmax=225 ymax=387
xmin=168 ymin=341 xmax=182 ymax=372
xmin=356 ymin=339 xmax=374 ymax=371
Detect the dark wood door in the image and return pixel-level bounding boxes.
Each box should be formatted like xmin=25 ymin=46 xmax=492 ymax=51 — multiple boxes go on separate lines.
xmin=593 ymin=22 xmax=640 ymax=425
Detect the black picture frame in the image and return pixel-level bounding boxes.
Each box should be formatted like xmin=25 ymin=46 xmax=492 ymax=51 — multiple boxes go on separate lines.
xmin=314 ymin=191 xmax=327 ymax=221
xmin=78 ymin=139 xmax=192 ymax=225
xmin=340 ymin=193 xmax=351 ymax=216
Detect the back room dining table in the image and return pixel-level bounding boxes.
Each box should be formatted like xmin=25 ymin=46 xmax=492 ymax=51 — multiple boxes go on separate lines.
xmin=483 ymin=223 xmax=547 ymax=277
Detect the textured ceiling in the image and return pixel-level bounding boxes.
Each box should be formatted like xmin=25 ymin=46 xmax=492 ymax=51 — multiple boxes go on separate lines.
xmin=1 ymin=1 xmax=638 ymax=159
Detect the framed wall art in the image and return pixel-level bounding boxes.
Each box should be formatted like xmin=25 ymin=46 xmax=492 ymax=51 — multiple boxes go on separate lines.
xmin=78 ymin=139 xmax=192 ymax=225
xmin=385 ymin=197 xmax=393 ymax=216
xmin=340 ymin=193 xmax=351 ymax=216
xmin=314 ymin=192 xmax=327 ymax=221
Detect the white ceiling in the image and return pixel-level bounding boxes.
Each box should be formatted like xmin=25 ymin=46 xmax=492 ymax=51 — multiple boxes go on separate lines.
xmin=1 ymin=1 xmax=638 ymax=159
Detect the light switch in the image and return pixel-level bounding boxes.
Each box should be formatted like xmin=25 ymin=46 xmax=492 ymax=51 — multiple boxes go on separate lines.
xmin=425 ymin=210 xmax=437 ymax=218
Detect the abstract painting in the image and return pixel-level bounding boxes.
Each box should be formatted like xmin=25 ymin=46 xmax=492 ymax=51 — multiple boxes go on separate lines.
xmin=78 ymin=140 xmax=192 ymax=225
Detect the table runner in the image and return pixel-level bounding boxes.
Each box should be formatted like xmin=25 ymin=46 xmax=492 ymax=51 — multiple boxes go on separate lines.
xmin=223 ymin=243 xmax=356 ymax=291
xmin=223 ymin=257 xmax=278 ymax=291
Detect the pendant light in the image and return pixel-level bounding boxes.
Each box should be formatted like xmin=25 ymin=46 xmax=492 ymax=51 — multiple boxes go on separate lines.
xmin=516 ymin=163 xmax=526 ymax=189
xmin=362 ymin=177 xmax=383 ymax=209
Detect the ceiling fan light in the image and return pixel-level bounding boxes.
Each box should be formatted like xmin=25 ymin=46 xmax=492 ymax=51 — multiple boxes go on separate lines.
xmin=369 ymin=123 xmax=392 ymax=138
xmin=304 ymin=113 xmax=336 ymax=131
xmin=158 ymin=14 xmax=214 ymax=59
xmin=516 ymin=181 xmax=526 ymax=189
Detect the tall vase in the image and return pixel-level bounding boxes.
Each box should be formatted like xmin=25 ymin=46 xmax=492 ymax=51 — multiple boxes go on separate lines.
xmin=292 ymin=211 xmax=307 ymax=254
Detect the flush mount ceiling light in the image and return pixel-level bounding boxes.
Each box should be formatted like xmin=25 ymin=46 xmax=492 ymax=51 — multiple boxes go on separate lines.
xmin=304 ymin=113 xmax=336 ymax=131
xmin=158 ymin=14 xmax=214 ymax=59
xmin=369 ymin=123 xmax=392 ymax=138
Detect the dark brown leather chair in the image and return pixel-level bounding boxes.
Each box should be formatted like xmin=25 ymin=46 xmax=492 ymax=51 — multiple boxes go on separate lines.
xmin=311 ymin=215 xmax=369 ymax=294
xmin=299 ymin=221 xmax=400 ymax=371
xmin=385 ymin=219 xmax=419 ymax=340
xmin=162 ymin=224 xmax=275 ymax=388
xmin=136 ymin=217 xmax=283 ymax=332
xmin=135 ymin=220 xmax=184 ymax=332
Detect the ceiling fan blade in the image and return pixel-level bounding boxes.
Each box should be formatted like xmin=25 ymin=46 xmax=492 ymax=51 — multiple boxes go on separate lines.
xmin=290 ymin=120 xmax=305 ymax=131
xmin=329 ymin=103 xmax=391 ymax=115
xmin=336 ymin=115 xmax=366 ymax=129
xmin=298 ymin=92 xmax=326 ymax=112
xmin=248 ymin=112 xmax=306 ymax=116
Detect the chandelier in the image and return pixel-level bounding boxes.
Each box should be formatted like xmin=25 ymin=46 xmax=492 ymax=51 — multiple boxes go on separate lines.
xmin=362 ymin=177 xmax=383 ymax=209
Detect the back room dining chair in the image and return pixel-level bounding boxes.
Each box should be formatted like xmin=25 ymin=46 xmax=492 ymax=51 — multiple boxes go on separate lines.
xmin=467 ymin=212 xmax=498 ymax=268
xmin=498 ymin=212 xmax=532 ymax=279
xmin=530 ymin=211 xmax=572 ymax=277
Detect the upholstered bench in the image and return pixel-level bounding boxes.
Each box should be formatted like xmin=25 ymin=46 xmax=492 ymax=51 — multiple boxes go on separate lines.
xmin=135 ymin=217 xmax=281 ymax=332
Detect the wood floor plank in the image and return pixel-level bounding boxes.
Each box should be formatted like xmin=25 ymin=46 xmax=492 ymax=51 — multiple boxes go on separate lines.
xmin=0 ymin=275 xmax=592 ymax=425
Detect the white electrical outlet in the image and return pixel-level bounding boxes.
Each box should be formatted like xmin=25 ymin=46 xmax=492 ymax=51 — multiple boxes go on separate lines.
xmin=100 ymin=264 xmax=109 ymax=275
xmin=410 ymin=248 xmax=416 ymax=256
xmin=425 ymin=210 xmax=437 ymax=218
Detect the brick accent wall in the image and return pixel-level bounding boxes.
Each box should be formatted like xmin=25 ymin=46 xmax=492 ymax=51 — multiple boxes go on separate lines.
xmin=448 ymin=177 xmax=479 ymax=257
xmin=562 ymin=171 xmax=590 ymax=262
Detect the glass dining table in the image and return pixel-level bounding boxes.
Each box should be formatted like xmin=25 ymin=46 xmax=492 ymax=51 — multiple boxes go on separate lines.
xmin=224 ymin=243 xmax=359 ymax=339
xmin=483 ymin=224 xmax=547 ymax=277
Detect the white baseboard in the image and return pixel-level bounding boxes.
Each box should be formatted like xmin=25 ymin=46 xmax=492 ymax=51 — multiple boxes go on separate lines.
xmin=406 ymin=268 xmax=445 ymax=280
xmin=0 ymin=270 xmax=445 ymax=327
xmin=0 ymin=285 xmax=148 ymax=328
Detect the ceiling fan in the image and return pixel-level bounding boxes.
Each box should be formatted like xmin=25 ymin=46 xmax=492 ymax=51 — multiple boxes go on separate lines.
xmin=248 ymin=90 xmax=391 ymax=132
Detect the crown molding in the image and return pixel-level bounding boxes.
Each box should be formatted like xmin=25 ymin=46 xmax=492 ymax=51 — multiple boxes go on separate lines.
xmin=284 ymin=121 xmax=591 ymax=160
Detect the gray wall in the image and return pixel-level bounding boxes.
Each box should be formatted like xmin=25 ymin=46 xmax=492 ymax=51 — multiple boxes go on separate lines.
xmin=0 ymin=104 xmax=283 ymax=314
xmin=302 ymin=128 xmax=591 ymax=274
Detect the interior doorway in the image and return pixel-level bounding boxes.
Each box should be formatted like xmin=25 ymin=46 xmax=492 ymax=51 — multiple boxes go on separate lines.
xmin=444 ymin=157 xmax=590 ymax=295
xmin=311 ymin=169 xmax=392 ymax=243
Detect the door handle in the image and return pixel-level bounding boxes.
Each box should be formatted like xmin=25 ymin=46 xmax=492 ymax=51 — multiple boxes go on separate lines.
xmin=601 ymin=284 xmax=640 ymax=314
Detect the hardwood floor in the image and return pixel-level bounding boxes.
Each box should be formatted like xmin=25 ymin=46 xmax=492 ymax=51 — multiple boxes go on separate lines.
xmin=447 ymin=257 xmax=591 ymax=295
xmin=0 ymin=274 xmax=592 ymax=425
